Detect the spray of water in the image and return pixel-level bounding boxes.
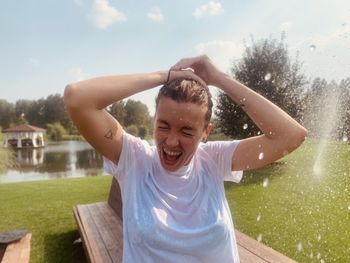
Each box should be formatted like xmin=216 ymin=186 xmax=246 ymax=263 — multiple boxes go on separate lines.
xmin=312 ymin=86 xmax=341 ymax=176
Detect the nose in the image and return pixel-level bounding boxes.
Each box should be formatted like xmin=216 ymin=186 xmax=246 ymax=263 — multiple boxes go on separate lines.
xmin=165 ymin=133 xmax=179 ymax=147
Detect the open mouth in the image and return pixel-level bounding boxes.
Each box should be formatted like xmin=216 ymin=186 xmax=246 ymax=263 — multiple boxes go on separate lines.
xmin=162 ymin=147 xmax=182 ymax=167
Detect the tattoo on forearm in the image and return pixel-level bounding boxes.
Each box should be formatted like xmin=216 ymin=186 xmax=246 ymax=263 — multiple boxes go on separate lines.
xmin=104 ymin=129 xmax=115 ymax=140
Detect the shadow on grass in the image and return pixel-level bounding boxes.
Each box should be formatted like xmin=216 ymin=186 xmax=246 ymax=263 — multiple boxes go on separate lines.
xmin=44 ymin=230 xmax=87 ymax=263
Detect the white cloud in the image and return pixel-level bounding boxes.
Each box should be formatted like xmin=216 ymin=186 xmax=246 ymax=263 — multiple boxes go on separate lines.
xmin=29 ymin=58 xmax=40 ymax=67
xmin=194 ymin=40 xmax=243 ymax=71
xmin=68 ymin=67 xmax=89 ymax=82
xmin=193 ymin=1 xmax=224 ymax=19
xmin=147 ymin=6 xmax=164 ymax=22
xmin=279 ymin=21 xmax=292 ymax=32
xmin=89 ymin=0 xmax=126 ymax=29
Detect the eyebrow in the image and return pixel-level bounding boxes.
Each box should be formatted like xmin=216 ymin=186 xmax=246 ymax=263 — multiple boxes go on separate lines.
xmin=157 ymin=119 xmax=196 ymax=131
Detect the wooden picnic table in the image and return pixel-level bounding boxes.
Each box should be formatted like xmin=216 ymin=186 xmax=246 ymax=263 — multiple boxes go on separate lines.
xmin=74 ymin=178 xmax=297 ymax=263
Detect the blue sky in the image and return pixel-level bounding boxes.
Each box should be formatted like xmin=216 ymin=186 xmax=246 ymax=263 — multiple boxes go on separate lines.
xmin=1 ymin=0 xmax=349 ymax=115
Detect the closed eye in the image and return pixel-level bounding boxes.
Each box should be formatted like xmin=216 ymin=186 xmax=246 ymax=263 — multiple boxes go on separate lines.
xmin=182 ymin=130 xmax=194 ymax=137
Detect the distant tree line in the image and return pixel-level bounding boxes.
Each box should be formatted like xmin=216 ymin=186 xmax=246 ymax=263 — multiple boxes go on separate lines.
xmin=0 ymin=94 xmax=152 ymax=140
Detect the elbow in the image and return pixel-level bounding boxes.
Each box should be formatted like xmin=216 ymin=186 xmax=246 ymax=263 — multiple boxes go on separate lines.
xmin=64 ymin=83 xmax=79 ymax=109
xmin=289 ymin=126 xmax=308 ymax=151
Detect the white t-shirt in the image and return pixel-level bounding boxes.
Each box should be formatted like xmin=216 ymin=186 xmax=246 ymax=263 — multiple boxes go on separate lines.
xmin=103 ymin=132 xmax=243 ymax=263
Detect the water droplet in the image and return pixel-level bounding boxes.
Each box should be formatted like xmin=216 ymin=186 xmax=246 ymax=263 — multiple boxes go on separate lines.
xmin=258 ymin=152 xmax=264 ymax=160
xmin=256 ymin=214 xmax=261 ymax=221
xmin=342 ymin=135 xmax=348 ymax=142
xmin=243 ymin=123 xmax=248 ymax=130
xmin=264 ymin=73 xmax=272 ymax=81
xmin=310 ymin=44 xmax=316 ymax=51
xmin=317 ymin=234 xmax=322 ymax=241
xmin=297 ymin=242 xmax=303 ymax=252
xmin=257 ymin=131 xmax=261 ymax=135
xmin=257 ymin=233 xmax=263 ymax=242
xmin=263 ymin=178 xmax=269 ymax=187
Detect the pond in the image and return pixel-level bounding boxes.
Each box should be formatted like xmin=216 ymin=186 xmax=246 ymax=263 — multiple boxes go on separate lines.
xmin=0 ymin=141 xmax=104 ymax=184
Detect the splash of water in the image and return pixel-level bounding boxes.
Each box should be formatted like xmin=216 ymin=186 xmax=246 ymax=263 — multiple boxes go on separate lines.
xmin=312 ymin=85 xmax=341 ymax=176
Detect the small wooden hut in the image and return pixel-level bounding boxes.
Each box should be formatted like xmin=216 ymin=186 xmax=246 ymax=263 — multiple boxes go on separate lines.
xmin=3 ymin=124 xmax=45 ymax=148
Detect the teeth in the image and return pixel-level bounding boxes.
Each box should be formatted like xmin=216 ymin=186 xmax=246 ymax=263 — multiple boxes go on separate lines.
xmin=164 ymin=148 xmax=181 ymax=156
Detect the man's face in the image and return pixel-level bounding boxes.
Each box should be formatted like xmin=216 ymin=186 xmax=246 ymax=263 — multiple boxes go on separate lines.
xmin=154 ymin=97 xmax=209 ymax=172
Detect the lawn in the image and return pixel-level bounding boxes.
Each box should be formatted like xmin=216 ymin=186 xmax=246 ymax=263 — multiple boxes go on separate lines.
xmin=0 ymin=139 xmax=349 ymax=262
xmin=227 ymin=139 xmax=350 ymax=262
xmin=0 ymin=176 xmax=112 ymax=262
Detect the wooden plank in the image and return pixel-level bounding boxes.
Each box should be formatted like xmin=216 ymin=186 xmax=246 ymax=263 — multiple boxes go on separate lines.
xmin=73 ymin=206 xmax=94 ymax=263
xmin=107 ymin=178 xmax=123 ymax=220
xmin=1 ymin=233 xmax=31 ymax=263
xmin=235 ymin=230 xmax=297 ymax=263
xmin=87 ymin=203 xmax=123 ymax=263
xmin=76 ymin=204 xmax=113 ymax=263
xmin=95 ymin=203 xmax=123 ymax=261
xmin=238 ymin=243 xmax=268 ymax=263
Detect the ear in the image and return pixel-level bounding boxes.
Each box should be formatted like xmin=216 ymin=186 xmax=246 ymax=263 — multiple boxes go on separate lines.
xmin=202 ymin=122 xmax=213 ymax=141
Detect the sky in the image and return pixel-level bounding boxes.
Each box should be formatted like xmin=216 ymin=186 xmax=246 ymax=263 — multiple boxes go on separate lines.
xmin=1 ymin=0 xmax=349 ymax=115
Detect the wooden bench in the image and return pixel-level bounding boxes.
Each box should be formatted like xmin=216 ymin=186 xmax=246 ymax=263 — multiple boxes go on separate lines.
xmin=0 ymin=233 xmax=31 ymax=263
xmin=74 ymin=177 xmax=296 ymax=263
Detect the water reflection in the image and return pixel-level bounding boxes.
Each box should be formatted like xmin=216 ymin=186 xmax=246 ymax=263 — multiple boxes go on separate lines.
xmin=0 ymin=141 xmax=103 ymax=183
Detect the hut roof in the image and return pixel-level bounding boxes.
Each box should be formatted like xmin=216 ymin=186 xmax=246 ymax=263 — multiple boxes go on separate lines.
xmin=3 ymin=124 xmax=45 ymax=133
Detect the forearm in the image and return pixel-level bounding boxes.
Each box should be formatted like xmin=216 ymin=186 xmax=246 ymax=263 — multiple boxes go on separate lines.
xmin=214 ymin=72 xmax=307 ymax=140
xmin=64 ymin=71 xmax=166 ymax=110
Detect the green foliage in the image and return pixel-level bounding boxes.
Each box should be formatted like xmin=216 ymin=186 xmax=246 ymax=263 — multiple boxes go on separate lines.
xmin=125 ymin=124 xmax=138 ymax=136
xmin=124 ymin=99 xmax=150 ymax=127
xmin=0 ymin=147 xmax=14 ymax=172
xmin=108 ymin=99 xmax=152 ymax=138
xmin=216 ymin=36 xmax=307 ymax=138
xmin=46 ymin=122 xmax=67 ymax=141
xmin=138 ymin=125 xmax=148 ymax=139
xmin=0 ymin=99 xmax=15 ymax=129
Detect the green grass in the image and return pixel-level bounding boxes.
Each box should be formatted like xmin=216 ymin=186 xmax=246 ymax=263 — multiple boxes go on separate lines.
xmin=226 ymin=139 xmax=350 ymax=262
xmin=0 ymin=140 xmax=349 ymax=262
xmin=0 ymin=176 xmax=112 ymax=263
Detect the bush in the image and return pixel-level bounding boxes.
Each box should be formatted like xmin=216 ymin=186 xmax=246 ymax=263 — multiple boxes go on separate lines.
xmin=46 ymin=122 xmax=66 ymax=141
xmin=126 ymin=125 xmax=138 ymax=136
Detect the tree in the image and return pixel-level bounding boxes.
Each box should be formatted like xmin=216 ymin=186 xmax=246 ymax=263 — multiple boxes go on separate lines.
xmin=109 ymin=101 xmax=126 ymax=126
xmin=215 ymin=36 xmax=308 ymax=138
xmin=124 ymin=100 xmax=151 ymax=128
xmin=0 ymin=99 xmax=15 ymax=129
xmin=125 ymin=125 xmax=138 ymax=136
xmin=46 ymin=122 xmax=66 ymax=141
xmin=138 ymin=125 xmax=148 ymax=139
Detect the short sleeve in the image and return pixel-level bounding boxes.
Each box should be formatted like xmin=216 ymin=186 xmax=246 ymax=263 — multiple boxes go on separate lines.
xmin=103 ymin=132 xmax=151 ymax=181
xmin=201 ymin=140 xmax=243 ymax=183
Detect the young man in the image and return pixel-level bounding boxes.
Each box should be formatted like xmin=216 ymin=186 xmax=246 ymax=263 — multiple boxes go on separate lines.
xmin=64 ymin=55 xmax=307 ymax=262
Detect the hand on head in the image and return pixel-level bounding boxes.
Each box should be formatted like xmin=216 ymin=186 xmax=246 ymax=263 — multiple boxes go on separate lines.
xmin=170 ymin=55 xmax=220 ymax=86
xmin=166 ymin=68 xmax=207 ymax=89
